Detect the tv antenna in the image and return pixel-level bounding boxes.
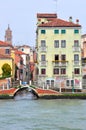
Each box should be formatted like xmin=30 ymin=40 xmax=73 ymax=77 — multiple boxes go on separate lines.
xmin=53 ymin=0 xmax=58 ymax=14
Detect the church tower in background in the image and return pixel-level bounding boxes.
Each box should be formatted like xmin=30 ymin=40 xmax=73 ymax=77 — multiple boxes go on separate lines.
xmin=5 ymin=24 xmax=12 ymax=44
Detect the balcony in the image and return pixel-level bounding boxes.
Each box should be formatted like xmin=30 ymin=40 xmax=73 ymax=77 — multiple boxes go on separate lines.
xmin=39 ymin=61 xmax=48 ymax=66
xmin=52 ymin=60 xmax=68 ymax=67
xmin=72 ymin=46 xmax=80 ymax=52
xmin=73 ymin=60 xmax=81 ymax=66
xmin=39 ymin=46 xmax=47 ymax=52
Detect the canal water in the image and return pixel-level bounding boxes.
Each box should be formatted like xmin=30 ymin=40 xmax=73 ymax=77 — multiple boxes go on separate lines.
xmin=0 ymin=97 xmax=86 ymax=130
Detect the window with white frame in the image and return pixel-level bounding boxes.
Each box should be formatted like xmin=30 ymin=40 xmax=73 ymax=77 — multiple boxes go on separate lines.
xmin=55 ymin=54 xmax=59 ymax=61
xmin=5 ymin=49 xmax=10 ymax=54
xmin=41 ymin=40 xmax=46 ymax=47
xmin=54 ymin=40 xmax=59 ymax=48
xmin=74 ymin=54 xmax=79 ymax=61
xmin=53 ymin=68 xmax=59 ymax=74
xmin=54 ymin=29 xmax=59 ymax=34
xmin=66 ymin=79 xmax=74 ymax=87
xmin=74 ymin=68 xmax=80 ymax=74
xmin=41 ymin=68 xmax=46 ymax=74
xmin=41 ymin=55 xmax=46 ymax=61
xmin=74 ymin=29 xmax=79 ymax=34
xmin=61 ymin=54 xmax=66 ymax=61
xmin=61 ymin=40 xmax=66 ymax=48
xmin=61 ymin=29 xmax=66 ymax=34
xmin=41 ymin=30 xmax=46 ymax=34
xmin=61 ymin=68 xmax=66 ymax=74
xmin=74 ymin=40 xmax=79 ymax=47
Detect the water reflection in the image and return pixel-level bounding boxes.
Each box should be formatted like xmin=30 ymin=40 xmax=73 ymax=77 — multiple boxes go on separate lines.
xmin=14 ymin=89 xmax=37 ymax=100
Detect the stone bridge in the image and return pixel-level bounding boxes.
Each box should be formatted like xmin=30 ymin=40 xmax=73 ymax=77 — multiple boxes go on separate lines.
xmin=0 ymin=85 xmax=60 ymax=98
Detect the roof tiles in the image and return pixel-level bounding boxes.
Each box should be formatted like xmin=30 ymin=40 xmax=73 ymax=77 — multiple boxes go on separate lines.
xmin=38 ymin=18 xmax=81 ymax=27
xmin=37 ymin=13 xmax=57 ymax=18
xmin=37 ymin=13 xmax=81 ymax=27
xmin=0 ymin=41 xmax=13 ymax=47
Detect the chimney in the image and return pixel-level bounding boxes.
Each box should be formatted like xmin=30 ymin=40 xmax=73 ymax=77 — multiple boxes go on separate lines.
xmin=69 ymin=16 xmax=72 ymax=22
xmin=76 ymin=19 xmax=79 ymax=24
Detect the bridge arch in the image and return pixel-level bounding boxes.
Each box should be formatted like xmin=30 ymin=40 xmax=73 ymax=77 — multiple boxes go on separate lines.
xmin=13 ymin=86 xmax=39 ymax=98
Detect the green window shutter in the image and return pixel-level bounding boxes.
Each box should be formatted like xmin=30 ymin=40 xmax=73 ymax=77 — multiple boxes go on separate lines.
xmin=61 ymin=30 xmax=66 ymax=34
xmin=74 ymin=29 xmax=79 ymax=34
xmin=41 ymin=30 xmax=46 ymax=34
xmin=54 ymin=30 xmax=59 ymax=34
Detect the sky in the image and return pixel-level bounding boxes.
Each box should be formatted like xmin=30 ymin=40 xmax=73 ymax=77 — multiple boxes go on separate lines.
xmin=0 ymin=0 xmax=86 ymax=47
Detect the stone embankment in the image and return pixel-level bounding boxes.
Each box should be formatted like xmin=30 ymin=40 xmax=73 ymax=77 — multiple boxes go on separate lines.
xmin=0 ymin=85 xmax=86 ymax=99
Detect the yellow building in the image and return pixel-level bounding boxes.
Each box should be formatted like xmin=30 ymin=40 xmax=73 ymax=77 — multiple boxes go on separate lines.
xmin=36 ymin=13 xmax=82 ymax=91
xmin=0 ymin=54 xmax=14 ymax=78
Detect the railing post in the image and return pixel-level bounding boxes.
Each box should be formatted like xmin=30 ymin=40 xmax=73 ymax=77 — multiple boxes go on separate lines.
xmin=3 ymin=84 xmax=4 ymax=90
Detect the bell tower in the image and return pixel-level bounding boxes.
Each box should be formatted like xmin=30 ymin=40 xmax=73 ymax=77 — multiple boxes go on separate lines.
xmin=5 ymin=24 xmax=12 ymax=44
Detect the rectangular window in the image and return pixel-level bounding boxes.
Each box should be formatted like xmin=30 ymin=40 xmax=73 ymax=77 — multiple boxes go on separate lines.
xmin=74 ymin=54 xmax=79 ymax=61
xmin=55 ymin=54 xmax=59 ymax=61
xmin=41 ymin=69 xmax=46 ymax=74
xmin=61 ymin=68 xmax=66 ymax=74
xmin=61 ymin=54 xmax=66 ymax=61
xmin=41 ymin=30 xmax=46 ymax=34
xmin=53 ymin=68 xmax=59 ymax=74
xmin=54 ymin=30 xmax=59 ymax=34
xmin=51 ymin=80 xmax=54 ymax=87
xmin=54 ymin=40 xmax=59 ymax=48
xmin=66 ymin=80 xmax=70 ymax=86
xmin=74 ymin=68 xmax=80 ymax=74
xmin=74 ymin=40 xmax=79 ymax=47
xmin=5 ymin=49 xmax=10 ymax=54
xmin=74 ymin=29 xmax=79 ymax=34
xmin=61 ymin=30 xmax=66 ymax=34
xmin=66 ymin=80 xmax=74 ymax=87
xmin=41 ymin=55 xmax=46 ymax=61
xmin=46 ymin=80 xmax=50 ymax=86
xmin=41 ymin=40 xmax=46 ymax=47
xmin=61 ymin=40 xmax=66 ymax=48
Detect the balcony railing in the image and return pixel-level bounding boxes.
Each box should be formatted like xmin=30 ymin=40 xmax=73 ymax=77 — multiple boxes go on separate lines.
xmin=39 ymin=46 xmax=47 ymax=52
xmin=52 ymin=60 xmax=68 ymax=67
xmin=72 ymin=46 xmax=80 ymax=52
xmin=73 ymin=60 xmax=81 ymax=66
xmin=39 ymin=61 xmax=48 ymax=66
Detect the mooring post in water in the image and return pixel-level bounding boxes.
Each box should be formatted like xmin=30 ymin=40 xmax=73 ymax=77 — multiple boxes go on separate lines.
xmin=43 ymin=83 xmax=44 ymax=90
xmin=59 ymin=81 xmax=61 ymax=93
xmin=47 ymin=84 xmax=49 ymax=89
xmin=29 ymin=80 xmax=32 ymax=85
xmin=20 ymin=80 xmax=22 ymax=85
xmin=7 ymin=83 xmax=9 ymax=89
xmin=3 ymin=84 xmax=4 ymax=90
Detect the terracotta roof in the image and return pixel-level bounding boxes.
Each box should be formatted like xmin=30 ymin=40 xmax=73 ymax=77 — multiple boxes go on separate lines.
xmin=15 ymin=50 xmax=26 ymax=55
xmin=37 ymin=13 xmax=57 ymax=18
xmin=0 ymin=41 xmax=13 ymax=47
xmin=38 ymin=18 xmax=81 ymax=27
xmin=15 ymin=45 xmax=31 ymax=49
xmin=0 ymin=54 xmax=12 ymax=59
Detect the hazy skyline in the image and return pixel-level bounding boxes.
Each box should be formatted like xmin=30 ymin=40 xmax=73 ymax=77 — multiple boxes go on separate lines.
xmin=0 ymin=0 xmax=86 ymax=46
